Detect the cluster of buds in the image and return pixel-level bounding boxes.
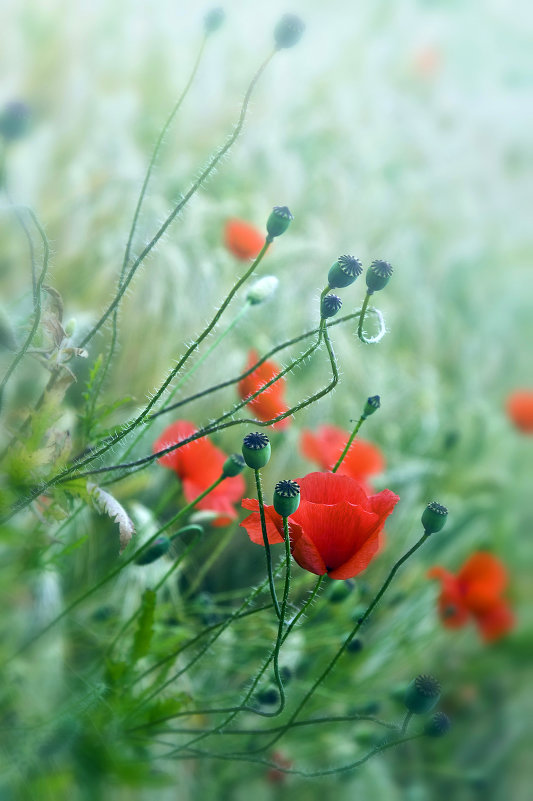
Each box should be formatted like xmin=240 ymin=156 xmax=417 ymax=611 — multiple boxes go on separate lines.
xmin=404 ymin=674 xmax=451 ymax=738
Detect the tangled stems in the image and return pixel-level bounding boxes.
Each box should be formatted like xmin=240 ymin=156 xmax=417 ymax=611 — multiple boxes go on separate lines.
xmin=78 ymin=49 xmax=275 ymax=351
xmin=255 ymin=469 xmax=281 ymax=619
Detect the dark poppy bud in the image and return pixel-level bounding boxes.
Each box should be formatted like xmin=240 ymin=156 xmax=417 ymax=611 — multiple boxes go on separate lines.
xmin=222 ymin=453 xmax=246 ymax=478
xmin=257 ymin=686 xmax=279 ymax=705
xmin=424 ymin=711 xmax=451 ymax=738
xmin=266 ymin=206 xmax=293 ymax=239
xmin=242 ymin=431 xmax=271 ymax=469
xmin=321 ymin=293 xmax=342 ymax=319
xmin=204 ymin=7 xmax=225 ymax=34
xmin=347 ymin=637 xmax=364 ymax=654
xmin=0 ymin=101 xmax=30 ymax=141
xmin=363 ymin=395 xmax=381 ymax=418
xmin=365 ymin=260 xmax=393 ymax=294
xmin=328 ymin=255 xmax=363 ymax=289
xmin=273 ymin=479 xmax=300 ymax=517
xmin=273 ymin=14 xmax=305 ymax=49
xmin=135 ymin=536 xmax=171 ymax=565
xmin=279 ymin=665 xmax=292 ymax=683
xmin=404 ymin=674 xmax=441 ymax=714
xmin=422 ymin=501 xmax=448 ymax=534
xmin=328 ymin=579 xmax=354 ymax=604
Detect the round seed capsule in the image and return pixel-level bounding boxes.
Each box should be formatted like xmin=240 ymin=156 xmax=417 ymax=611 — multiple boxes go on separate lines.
xmin=222 ymin=453 xmax=246 ymax=478
xmin=328 ymin=255 xmax=363 ymax=289
xmin=266 ymin=206 xmax=293 ymax=238
xmin=273 ymin=479 xmax=300 ymax=517
xmin=365 ymin=260 xmax=393 ymax=294
xmin=321 ymin=293 xmax=342 ymax=319
xmin=422 ymin=502 xmax=448 ymax=534
xmin=242 ymin=432 xmax=271 ymax=469
xmin=404 ymin=674 xmax=441 ymax=714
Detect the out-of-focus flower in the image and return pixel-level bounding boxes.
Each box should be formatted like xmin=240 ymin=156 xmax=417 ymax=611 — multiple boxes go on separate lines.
xmin=506 ymin=390 xmax=533 ymax=434
xmin=267 ymin=750 xmax=293 ymax=784
xmin=412 ymin=45 xmax=442 ymax=78
xmin=238 ymin=350 xmax=290 ymax=430
xmin=153 ymin=420 xmax=245 ymax=526
xmin=428 ymin=551 xmax=514 ymax=643
xmin=300 ymin=425 xmax=384 ymax=491
xmin=224 ymin=219 xmax=264 ymax=261
xmin=240 ymin=471 xmax=399 ymax=579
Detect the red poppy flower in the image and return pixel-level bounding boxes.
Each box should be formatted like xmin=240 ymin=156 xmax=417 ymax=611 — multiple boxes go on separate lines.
xmin=153 ymin=420 xmax=245 ymax=527
xmin=428 ymin=551 xmax=514 ymax=643
xmin=224 ymin=218 xmax=264 ymax=261
xmin=267 ymin=751 xmax=292 ymax=784
xmin=300 ymin=425 xmax=384 ymax=491
xmin=240 ymin=472 xmax=399 ymax=579
xmin=506 ymin=390 xmax=533 ymax=434
xmin=237 ymin=350 xmax=290 ymax=430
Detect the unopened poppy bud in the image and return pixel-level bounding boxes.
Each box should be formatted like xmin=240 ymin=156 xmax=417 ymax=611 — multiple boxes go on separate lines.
xmin=266 ymin=206 xmax=293 ymax=239
xmin=280 ymin=665 xmax=292 ymax=683
xmin=242 ymin=432 xmax=271 ymax=469
xmin=222 ymin=453 xmax=246 ymax=478
xmin=204 ymin=7 xmax=225 ymax=34
xmin=328 ymin=579 xmax=354 ymax=603
xmin=273 ymin=14 xmax=305 ymax=49
xmin=257 ymin=685 xmax=279 ymax=705
xmin=404 ymin=674 xmax=441 ymax=714
xmin=422 ymin=501 xmax=448 ymax=534
xmin=0 ymin=101 xmax=30 ymax=140
xmin=321 ymin=293 xmax=342 ymax=319
xmin=328 ymin=255 xmax=363 ymax=289
xmin=273 ymin=479 xmax=300 ymax=517
xmin=135 ymin=536 xmax=171 ymax=565
xmin=365 ymin=260 xmax=393 ymax=294
xmin=246 ymin=275 xmax=279 ymax=305
xmin=424 ymin=711 xmax=451 ymax=738
xmin=363 ymin=395 xmax=380 ymax=418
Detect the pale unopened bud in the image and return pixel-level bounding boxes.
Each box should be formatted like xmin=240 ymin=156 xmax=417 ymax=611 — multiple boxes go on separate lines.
xmin=246 ymin=276 xmax=279 ymax=305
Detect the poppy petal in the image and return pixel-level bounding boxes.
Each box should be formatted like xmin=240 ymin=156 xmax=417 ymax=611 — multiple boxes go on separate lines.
xmin=296 ymin=472 xmax=370 ymax=509
xmin=474 ymin=600 xmax=515 ymax=643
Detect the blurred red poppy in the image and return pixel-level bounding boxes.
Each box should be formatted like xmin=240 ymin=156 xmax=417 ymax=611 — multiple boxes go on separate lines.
xmin=224 ymin=218 xmax=264 ymax=260
xmin=153 ymin=420 xmax=245 ymax=526
xmin=301 ymin=424 xmax=384 ymax=491
xmin=238 ymin=349 xmax=290 ymax=430
xmin=267 ymin=751 xmax=292 ymax=784
xmin=428 ymin=551 xmax=514 ymax=643
xmin=240 ymin=471 xmax=399 ymax=579
xmin=506 ymin=390 xmax=533 ymax=434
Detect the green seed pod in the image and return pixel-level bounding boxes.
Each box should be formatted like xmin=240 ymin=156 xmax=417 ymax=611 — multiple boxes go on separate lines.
xmin=347 ymin=637 xmax=364 ymax=654
xmin=204 ymin=7 xmax=225 ymax=34
xmin=321 ymin=293 xmax=342 ymax=319
xmin=363 ymin=395 xmax=381 ymax=418
xmin=404 ymin=674 xmax=441 ymax=714
xmin=273 ymin=14 xmax=305 ymax=49
xmin=266 ymin=206 xmax=293 ymax=239
xmin=365 ymin=259 xmax=393 ymax=294
xmin=422 ymin=502 xmax=448 ymax=534
xmin=242 ymin=432 xmax=271 ymax=469
xmin=273 ymin=479 xmax=300 ymax=517
xmin=424 ymin=711 xmax=451 ymax=738
xmin=257 ymin=686 xmax=279 ymax=705
xmin=0 ymin=101 xmax=30 ymax=141
xmin=328 ymin=579 xmax=354 ymax=604
xmin=328 ymin=255 xmax=363 ymax=289
xmin=279 ymin=665 xmax=292 ymax=683
xmin=135 ymin=536 xmax=171 ymax=565
xmin=222 ymin=453 xmax=246 ymax=478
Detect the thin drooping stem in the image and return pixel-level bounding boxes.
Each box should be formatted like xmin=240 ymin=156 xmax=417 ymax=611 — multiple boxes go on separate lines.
xmin=332 ymin=415 xmax=364 ymax=473
xmin=255 ymin=468 xmax=281 ymax=620
xmin=357 ymin=292 xmax=371 ymax=342
xmin=401 ymin=710 xmax=413 ymax=735
xmin=78 ymin=50 xmax=275 ymax=350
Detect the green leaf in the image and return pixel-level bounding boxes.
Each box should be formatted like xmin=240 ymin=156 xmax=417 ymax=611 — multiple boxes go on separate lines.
xmin=131 ymin=589 xmax=156 ymax=663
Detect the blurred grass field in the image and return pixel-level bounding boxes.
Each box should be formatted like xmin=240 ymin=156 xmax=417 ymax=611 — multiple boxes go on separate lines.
xmin=0 ymin=0 xmax=532 ymax=799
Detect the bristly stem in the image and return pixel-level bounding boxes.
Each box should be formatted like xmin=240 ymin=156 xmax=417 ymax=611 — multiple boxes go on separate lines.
xmin=357 ymin=292 xmax=371 ymax=342
xmin=401 ymin=710 xmax=413 ymax=735
xmin=255 ymin=468 xmax=281 ymax=620
xmin=331 ymin=415 xmax=364 ymax=473
xmin=270 ymin=516 xmax=292 ymax=711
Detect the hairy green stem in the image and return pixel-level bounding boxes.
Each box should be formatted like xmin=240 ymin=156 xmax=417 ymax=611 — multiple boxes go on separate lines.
xmin=255 ymin=468 xmax=281 ymax=620
xmin=331 ymin=415 xmax=364 ymax=473
xmin=357 ymin=291 xmax=371 ymax=342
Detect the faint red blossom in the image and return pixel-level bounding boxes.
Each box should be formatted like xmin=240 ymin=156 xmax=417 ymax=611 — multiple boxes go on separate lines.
xmin=153 ymin=420 xmax=245 ymax=526
xmin=506 ymin=390 xmax=533 ymax=434
xmin=224 ymin=218 xmax=264 ymax=260
xmin=240 ymin=471 xmax=399 ymax=579
xmin=300 ymin=424 xmax=384 ymax=491
xmin=428 ymin=551 xmax=514 ymax=643
xmin=238 ymin=349 xmax=290 ymax=430
xmin=267 ymin=751 xmax=292 ymax=784
xmin=412 ymin=45 xmax=442 ymax=78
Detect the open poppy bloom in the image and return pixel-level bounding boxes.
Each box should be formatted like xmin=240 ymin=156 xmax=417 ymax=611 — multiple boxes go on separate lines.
xmin=506 ymin=390 xmax=533 ymax=434
xmin=238 ymin=350 xmax=290 ymax=430
xmin=224 ymin=218 xmax=264 ymax=261
xmin=153 ymin=420 xmax=245 ymax=526
xmin=428 ymin=551 xmax=514 ymax=643
xmin=240 ymin=472 xmax=399 ymax=579
xmin=300 ymin=425 xmax=384 ymax=491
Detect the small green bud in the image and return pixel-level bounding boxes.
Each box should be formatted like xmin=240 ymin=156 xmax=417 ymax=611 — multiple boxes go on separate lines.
xmin=328 ymin=255 xmax=363 ymax=289
xmin=424 ymin=711 xmax=451 ymax=738
xmin=273 ymin=14 xmax=305 ymax=49
xmin=279 ymin=665 xmax=292 ymax=683
xmin=222 ymin=453 xmax=246 ymax=478
xmin=0 ymin=101 xmax=30 ymax=141
xmin=135 ymin=536 xmax=171 ymax=565
xmin=328 ymin=579 xmax=354 ymax=604
xmin=321 ymin=293 xmax=342 ymax=319
xmin=204 ymin=8 xmax=225 ymax=34
xmin=404 ymin=674 xmax=441 ymax=714
xmin=347 ymin=637 xmax=364 ymax=654
xmin=266 ymin=205 xmax=293 ymax=239
xmin=365 ymin=259 xmax=393 ymax=294
xmin=273 ymin=479 xmax=300 ymax=517
xmin=242 ymin=432 xmax=271 ymax=469
xmin=246 ymin=275 xmax=279 ymax=305
xmin=256 ymin=685 xmax=279 ymax=705
xmin=363 ymin=395 xmax=381 ymax=418
xmin=422 ymin=502 xmax=448 ymax=534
